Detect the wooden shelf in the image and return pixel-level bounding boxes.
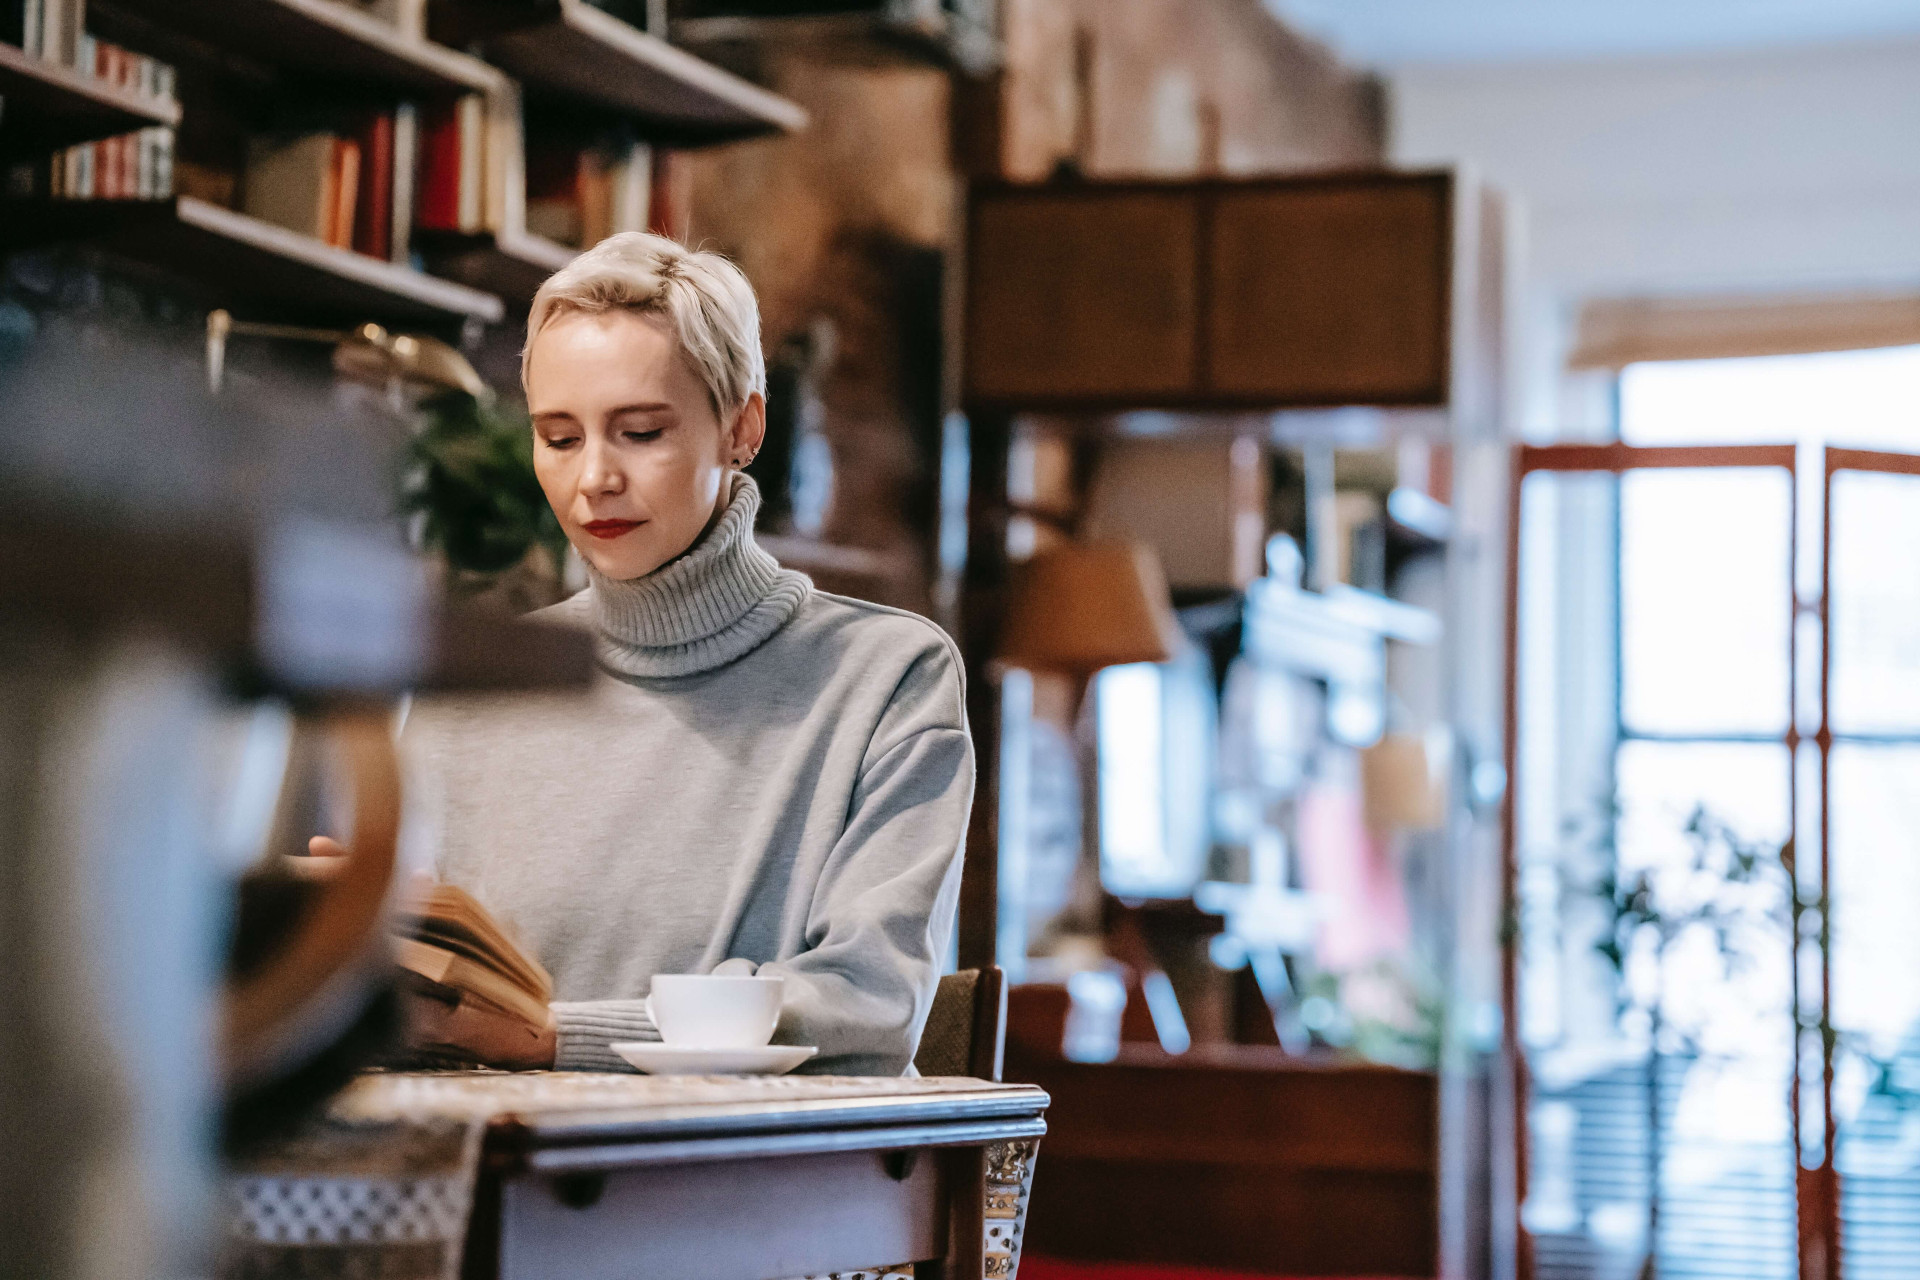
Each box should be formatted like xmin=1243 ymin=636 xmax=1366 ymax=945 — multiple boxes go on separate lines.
xmin=478 ymin=0 xmax=807 ymax=145
xmin=100 ymin=0 xmax=504 ymax=95
xmin=416 ymin=226 xmax=577 ymax=303
xmin=0 ymin=41 xmax=182 ymax=158
xmin=674 ymin=8 xmax=999 ymax=77
xmin=2 ymin=196 xmax=504 ymax=326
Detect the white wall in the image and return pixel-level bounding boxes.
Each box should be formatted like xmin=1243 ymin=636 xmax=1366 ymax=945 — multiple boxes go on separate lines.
xmin=1393 ymin=38 xmax=1920 ymax=296
xmin=1388 ymin=38 xmax=1920 ymax=433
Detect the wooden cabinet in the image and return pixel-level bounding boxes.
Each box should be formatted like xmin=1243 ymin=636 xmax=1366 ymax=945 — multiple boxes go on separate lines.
xmin=1007 ymin=1047 xmax=1439 ymax=1278
xmin=963 ymin=171 xmax=1455 ymax=411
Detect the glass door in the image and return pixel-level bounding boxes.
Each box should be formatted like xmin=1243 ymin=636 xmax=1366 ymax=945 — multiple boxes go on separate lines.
xmin=1509 ymin=439 xmax=1920 ymax=1280
xmin=1508 ymin=444 xmax=1800 ymax=1280
xmin=1822 ymin=449 xmax=1920 ymax=1280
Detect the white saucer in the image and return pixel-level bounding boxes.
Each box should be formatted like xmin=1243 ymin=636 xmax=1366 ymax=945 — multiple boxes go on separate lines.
xmin=611 ymin=1042 xmax=818 ymax=1076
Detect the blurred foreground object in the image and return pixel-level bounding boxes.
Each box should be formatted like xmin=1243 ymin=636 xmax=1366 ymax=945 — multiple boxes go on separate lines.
xmin=0 ymin=338 xmax=590 ymax=1280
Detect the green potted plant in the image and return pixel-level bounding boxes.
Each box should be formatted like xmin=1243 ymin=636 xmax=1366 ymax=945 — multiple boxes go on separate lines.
xmin=400 ymin=390 xmax=571 ymax=614
xmin=1583 ymin=805 xmax=1791 ymax=1280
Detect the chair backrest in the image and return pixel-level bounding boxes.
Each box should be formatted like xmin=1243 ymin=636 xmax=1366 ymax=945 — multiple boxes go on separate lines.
xmin=912 ymin=966 xmax=1007 ymax=1080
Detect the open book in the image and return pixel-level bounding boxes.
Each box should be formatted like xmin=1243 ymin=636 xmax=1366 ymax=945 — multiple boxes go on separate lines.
xmin=392 ymin=883 xmax=552 ymax=1030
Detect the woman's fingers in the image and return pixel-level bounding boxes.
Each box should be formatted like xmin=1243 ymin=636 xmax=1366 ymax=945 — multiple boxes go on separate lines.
xmin=308 ymin=835 xmax=351 ymax=858
xmin=397 ymin=985 xmax=554 ymax=1069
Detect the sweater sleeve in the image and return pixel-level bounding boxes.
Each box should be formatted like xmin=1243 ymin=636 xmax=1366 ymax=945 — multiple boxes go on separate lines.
xmin=550 ymin=999 xmax=659 ymax=1071
xmin=756 ymin=719 xmax=973 ymax=1075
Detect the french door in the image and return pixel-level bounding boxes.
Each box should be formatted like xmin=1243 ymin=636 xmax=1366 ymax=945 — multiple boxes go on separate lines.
xmin=1504 ymin=442 xmax=1920 ymax=1280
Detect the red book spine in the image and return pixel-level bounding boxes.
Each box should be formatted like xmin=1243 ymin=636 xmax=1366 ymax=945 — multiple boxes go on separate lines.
xmin=353 ymin=111 xmax=394 ymax=259
xmin=415 ymin=99 xmax=462 ymax=232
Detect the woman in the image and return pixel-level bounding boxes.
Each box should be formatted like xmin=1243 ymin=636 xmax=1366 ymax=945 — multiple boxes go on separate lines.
xmin=389 ymin=232 xmax=972 ymax=1074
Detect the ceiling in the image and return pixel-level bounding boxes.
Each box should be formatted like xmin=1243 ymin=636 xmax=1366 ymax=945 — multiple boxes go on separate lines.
xmin=1263 ymin=0 xmax=1920 ymax=67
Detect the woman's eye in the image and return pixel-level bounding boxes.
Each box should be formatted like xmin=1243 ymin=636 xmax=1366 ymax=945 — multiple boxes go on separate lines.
xmin=540 ymin=435 xmax=580 ymax=451
xmin=622 ymin=428 xmax=665 ymax=444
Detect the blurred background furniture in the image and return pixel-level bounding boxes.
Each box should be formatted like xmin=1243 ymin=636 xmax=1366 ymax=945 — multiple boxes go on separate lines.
xmin=952 ymin=158 xmax=1510 ymax=1280
xmin=1010 ymin=1048 xmax=1435 ymax=1279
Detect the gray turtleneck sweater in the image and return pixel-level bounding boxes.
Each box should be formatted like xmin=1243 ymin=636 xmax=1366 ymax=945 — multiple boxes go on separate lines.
xmin=404 ymin=476 xmax=972 ymax=1075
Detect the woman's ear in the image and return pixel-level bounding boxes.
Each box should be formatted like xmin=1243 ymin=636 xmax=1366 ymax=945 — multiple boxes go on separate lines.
xmin=729 ymin=392 xmax=768 ymax=469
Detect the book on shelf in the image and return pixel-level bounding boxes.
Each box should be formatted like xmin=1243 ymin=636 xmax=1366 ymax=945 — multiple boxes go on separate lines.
xmin=26 ymin=33 xmax=180 ymax=201
xmin=417 ymin=87 xmax=524 ymax=241
xmin=416 ymin=93 xmax=485 ymax=234
xmin=73 ymin=32 xmax=174 ymax=97
xmin=5 ymin=13 xmax=178 ymax=93
xmin=525 ymin=138 xmax=652 ymax=249
xmin=15 ymin=4 xmax=173 ymax=96
xmin=243 ymin=131 xmax=366 ymax=251
xmin=390 ymin=101 xmax=417 ymax=264
xmin=17 ymin=0 xmax=82 ymax=67
xmin=392 ymin=882 xmax=552 ymax=1033
xmin=353 ymin=110 xmax=396 ymax=260
xmin=38 ymin=123 xmax=172 ymax=199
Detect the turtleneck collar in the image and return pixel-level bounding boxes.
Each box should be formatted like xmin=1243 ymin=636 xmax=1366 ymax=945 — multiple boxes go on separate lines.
xmin=585 ymin=473 xmax=811 ymax=679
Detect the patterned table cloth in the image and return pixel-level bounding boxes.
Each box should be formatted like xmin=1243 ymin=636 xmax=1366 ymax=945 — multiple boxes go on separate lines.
xmin=221 ymin=1072 xmax=1041 ymax=1280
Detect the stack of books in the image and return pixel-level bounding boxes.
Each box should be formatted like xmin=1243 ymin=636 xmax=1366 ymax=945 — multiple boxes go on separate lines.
xmin=415 ymin=88 xmax=526 ymax=241
xmin=6 ymin=2 xmax=180 ymax=202
xmin=6 ymin=0 xmax=86 ymax=64
xmin=525 ymin=136 xmax=652 ymax=248
xmin=243 ymin=108 xmax=417 ymax=260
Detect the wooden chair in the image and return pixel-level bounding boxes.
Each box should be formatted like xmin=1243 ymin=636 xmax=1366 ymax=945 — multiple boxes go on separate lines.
xmin=913 ymin=966 xmax=1007 ymax=1081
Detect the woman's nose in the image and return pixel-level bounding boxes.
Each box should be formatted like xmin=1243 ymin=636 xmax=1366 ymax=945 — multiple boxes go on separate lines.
xmin=580 ymin=440 xmax=624 ymax=495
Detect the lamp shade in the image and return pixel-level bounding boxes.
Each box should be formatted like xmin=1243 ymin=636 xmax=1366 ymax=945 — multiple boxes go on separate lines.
xmin=997 ymin=539 xmax=1184 ymax=674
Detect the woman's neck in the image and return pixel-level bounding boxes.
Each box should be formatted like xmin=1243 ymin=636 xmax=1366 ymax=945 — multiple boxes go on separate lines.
xmin=584 ymin=473 xmax=810 ymax=679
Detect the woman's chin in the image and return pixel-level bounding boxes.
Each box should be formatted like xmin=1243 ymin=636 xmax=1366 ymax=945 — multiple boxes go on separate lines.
xmin=577 ymin=543 xmax=670 ymax=582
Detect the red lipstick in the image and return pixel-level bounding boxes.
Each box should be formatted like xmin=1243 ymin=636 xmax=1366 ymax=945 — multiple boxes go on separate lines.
xmin=582 ymin=519 xmax=643 ymax=540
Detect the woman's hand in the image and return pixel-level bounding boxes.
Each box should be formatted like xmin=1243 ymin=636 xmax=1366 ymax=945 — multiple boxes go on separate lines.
xmin=311 ymin=837 xmax=557 ymax=1069
xmin=400 ymin=986 xmax=558 ymax=1070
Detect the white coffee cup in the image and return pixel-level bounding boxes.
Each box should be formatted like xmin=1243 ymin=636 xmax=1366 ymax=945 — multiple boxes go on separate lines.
xmin=644 ymin=974 xmax=785 ymax=1048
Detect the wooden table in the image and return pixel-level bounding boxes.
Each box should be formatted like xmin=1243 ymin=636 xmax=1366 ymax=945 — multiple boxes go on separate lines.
xmin=224 ymin=1074 xmax=1045 ymax=1280
xmin=449 ymin=1075 xmax=1049 ymax=1280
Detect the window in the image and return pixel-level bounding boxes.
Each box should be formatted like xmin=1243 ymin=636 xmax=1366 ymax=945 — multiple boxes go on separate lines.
xmin=1517 ymin=345 xmax=1920 ymax=1280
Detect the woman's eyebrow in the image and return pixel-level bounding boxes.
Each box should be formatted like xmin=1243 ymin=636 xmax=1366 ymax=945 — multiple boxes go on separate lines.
xmin=607 ymin=402 xmax=677 ymax=416
xmin=531 ymin=409 xmax=578 ymax=425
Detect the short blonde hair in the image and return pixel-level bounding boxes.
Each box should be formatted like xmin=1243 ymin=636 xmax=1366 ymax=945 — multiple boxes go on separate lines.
xmin=523 ymin=232 xmax=766 ymax=420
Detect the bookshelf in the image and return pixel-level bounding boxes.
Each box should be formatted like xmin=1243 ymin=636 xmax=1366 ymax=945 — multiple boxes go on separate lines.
xmin=0 ymin=39 xmax=181 ymax=157
xmin=476 ymin=0 xmax=808 ymax=145
xmin=98 ymin=0 xmax=504 ymax=94
xmin=415 ymin=224 xmax=576 ymax=303
xmin=675 ymin=3 xmax=1000 ymax=77
xmin=3 ymin=0 xmax=806 ymax=341
xmin=2 ymin=196 xmax=504 ymax=324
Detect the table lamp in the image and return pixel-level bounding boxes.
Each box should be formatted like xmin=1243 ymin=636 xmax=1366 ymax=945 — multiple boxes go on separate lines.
xmin=996 ymin=538 xmax=1183 ymax=675
xmin=205 ymin=310 xmax=488 ymax=399
xmin=994 ymin=537 xmax=1189 ymax=1052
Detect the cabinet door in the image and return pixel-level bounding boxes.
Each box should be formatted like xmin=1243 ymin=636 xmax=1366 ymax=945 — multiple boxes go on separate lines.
xmin=1205 ymin=176 xmax=1451 ymax=406
xmin=965 ymin=188 xmax=1199 ymax=405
